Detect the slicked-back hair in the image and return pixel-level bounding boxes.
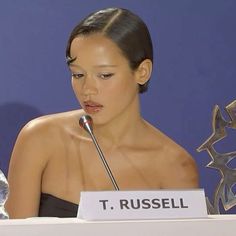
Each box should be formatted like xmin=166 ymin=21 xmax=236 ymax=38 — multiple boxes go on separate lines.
xmin=66 ymin=8 xmax=153 ymax=93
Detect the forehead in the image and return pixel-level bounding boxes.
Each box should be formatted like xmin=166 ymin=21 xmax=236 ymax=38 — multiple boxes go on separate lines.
xmin=70 ymin=34 xmax=127 ymax=64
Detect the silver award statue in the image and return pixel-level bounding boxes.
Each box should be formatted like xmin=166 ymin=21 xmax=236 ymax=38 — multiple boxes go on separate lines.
xmin=0 ymin=169 xmax=9 ymax=219
xmin=197 ymin=100 xmax=236 ymax=214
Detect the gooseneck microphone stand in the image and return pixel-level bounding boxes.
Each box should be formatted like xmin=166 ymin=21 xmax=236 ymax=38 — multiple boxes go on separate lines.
xmin=79 ymin=115 xmax=119 ymax=191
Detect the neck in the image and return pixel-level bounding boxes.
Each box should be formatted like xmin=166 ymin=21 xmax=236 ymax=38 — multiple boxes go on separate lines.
xmin=93 ymin=96 xmax=144 ymax=148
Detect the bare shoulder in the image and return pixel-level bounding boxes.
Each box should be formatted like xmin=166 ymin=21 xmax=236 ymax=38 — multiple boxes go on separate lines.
xmin=142 ymin=121 xmax=199 ymax=189
xmin=6 ymin=110 xmax=84 ymax=218
xmin=11 ymin=109 xmax=84 ymax=164
xmin=20 ymin=109 xmax=83 ymax=133
xmin=18 ymin=109 xmax=83 ymax=140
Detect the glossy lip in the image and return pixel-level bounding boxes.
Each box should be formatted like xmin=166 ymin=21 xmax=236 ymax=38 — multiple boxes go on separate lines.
xmin=83 ymin=100 xmax=104 ymax=114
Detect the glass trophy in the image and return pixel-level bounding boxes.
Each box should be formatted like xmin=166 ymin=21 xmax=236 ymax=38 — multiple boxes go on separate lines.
xmin=0 ymin=169 xmax=9 ymax=219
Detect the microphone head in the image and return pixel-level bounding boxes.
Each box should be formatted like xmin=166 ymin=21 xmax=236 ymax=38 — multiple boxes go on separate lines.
xmin=79 ymin=115 xmax=93 ymax=134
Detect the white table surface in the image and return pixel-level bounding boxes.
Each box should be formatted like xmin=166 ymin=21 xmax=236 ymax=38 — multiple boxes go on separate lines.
xmin=0 ymin=215 xmax=236 ymax=236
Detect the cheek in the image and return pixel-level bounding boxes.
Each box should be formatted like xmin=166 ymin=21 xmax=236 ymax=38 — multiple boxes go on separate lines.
xmin=104 ymin=78 xmax=138 ymax=105
xmin=71 ymin=78 xmax=77 ymax=94
xmin=113 ymin=77 xmax=138 ymax=96
xmin=108 ymin=74 xmax=138 ymax=93
xmin=71 ymin=79 xmax=82 ymax=101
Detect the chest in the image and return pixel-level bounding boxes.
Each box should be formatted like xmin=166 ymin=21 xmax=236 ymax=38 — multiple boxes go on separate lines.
xmin=42 ymin=138 xmax=162 ymax=201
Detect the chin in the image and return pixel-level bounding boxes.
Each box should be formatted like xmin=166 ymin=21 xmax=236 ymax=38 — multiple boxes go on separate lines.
xmin=90 ymin=114 xmax=112 ymax=127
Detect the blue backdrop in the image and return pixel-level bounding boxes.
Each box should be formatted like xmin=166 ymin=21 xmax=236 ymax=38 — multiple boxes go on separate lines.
xmin=1 ymin=0 xmax=236 ymax=213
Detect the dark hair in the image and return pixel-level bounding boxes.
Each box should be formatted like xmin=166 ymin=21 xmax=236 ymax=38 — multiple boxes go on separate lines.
xmin=66 ymin=8 xmax=153 ymax=93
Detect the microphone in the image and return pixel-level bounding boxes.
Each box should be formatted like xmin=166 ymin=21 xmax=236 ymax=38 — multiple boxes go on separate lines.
xmin=79 ymin=115 xmax=119 ymax=191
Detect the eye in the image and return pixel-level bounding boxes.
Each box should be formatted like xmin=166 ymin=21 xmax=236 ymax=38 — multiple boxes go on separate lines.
xmin=72 ymin=73 xmax=84 ymax=79
xmin=98 ymin=73 xmax=114 ymax=80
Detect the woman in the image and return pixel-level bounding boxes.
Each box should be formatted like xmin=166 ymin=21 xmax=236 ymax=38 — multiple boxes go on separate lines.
xmin=6 ymin=7 xmax=199 ymax=218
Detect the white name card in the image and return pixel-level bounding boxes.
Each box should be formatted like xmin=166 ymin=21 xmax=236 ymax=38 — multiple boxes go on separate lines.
xmin=78 ymin=189 xmax=207 ymax=221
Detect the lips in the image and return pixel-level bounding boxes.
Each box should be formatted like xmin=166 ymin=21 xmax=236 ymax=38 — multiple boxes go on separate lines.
xmin=83 ymin=100 xmax=103 ymax=114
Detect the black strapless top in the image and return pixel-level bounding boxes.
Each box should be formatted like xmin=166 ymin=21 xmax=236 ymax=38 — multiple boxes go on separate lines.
xmin=38 ymin=193 xmax=78 ymax=217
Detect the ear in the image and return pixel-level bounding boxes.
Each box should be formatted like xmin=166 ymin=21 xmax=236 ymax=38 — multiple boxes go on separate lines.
xmin=135 ymin=59 xmax=152 ymax=85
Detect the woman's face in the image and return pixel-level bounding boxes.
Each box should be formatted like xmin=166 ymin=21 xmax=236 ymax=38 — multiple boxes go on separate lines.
xmin=69 ymin=34 xmax=140 ymax=125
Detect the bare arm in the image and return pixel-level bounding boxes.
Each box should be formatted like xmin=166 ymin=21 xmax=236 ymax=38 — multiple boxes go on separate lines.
xmin=6 ymin=120 xmax=49 ymax=218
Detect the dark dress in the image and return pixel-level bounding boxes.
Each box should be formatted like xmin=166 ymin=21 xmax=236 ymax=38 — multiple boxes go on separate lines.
xmin=38 ymin=193 xmax=78 ymax=217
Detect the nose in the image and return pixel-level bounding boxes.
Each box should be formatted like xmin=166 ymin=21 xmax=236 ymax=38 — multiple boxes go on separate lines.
xmin=81 ymin=75 xmax=98 ymax=96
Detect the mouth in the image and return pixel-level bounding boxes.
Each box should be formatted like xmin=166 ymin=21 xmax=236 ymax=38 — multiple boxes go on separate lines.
xmin=83 ymin=101 xmax=104 ymax=114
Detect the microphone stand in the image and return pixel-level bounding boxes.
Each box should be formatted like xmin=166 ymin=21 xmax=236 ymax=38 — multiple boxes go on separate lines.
xmin=79 ymin=115 xmax=119 ymax=191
